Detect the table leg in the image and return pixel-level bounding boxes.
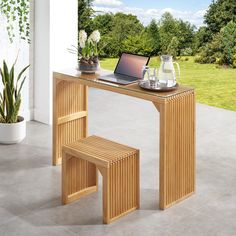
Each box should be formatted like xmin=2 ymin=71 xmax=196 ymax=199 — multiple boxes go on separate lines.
xmin=154 ymin=90 xmax=195 ymax=209
xmin=53 ymin=78 xmax=88 ymax=165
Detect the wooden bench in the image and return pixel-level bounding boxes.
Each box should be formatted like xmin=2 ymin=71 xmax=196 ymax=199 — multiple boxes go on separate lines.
xmin=62 ymin=135 xmax=140 ymax=224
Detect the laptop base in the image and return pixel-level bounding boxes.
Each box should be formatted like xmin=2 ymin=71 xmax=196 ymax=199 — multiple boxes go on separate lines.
xmin=99 ymin=74 xmax=138 ymax=85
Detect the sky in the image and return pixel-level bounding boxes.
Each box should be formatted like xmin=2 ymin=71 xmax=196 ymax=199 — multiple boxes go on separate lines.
xmin=93 ymin=0 xmax=213 ymax=28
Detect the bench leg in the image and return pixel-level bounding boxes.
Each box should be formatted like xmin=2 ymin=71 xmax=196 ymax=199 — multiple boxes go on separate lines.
xmin=62 ymin=151 xmax=98 ymax=204
xmin=99 ymin=153 xmax=140 ymax=224
xmin=156 ymin=91 xmax=195 ymax=209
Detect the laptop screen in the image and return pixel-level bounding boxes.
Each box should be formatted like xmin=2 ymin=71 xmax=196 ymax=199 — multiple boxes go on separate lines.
xmin=114 ymin=53 xmax=150 ymax=79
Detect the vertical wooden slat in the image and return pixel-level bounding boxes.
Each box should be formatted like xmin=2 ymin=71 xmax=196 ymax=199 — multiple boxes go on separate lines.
xmin=131 ymin=156 xmax=134 ymax=208
xmin=159 ymin=102 xmax=167 ymax=209
xmin=104 ymin=153 xmax=139 ymax=223
xmin=53 ymin=78 xmax=88 ymax=166
xmin=62 ymin=136 xmax=139 ymax=223
xmin=156 ymin=91 xmax=195 ymax=209
xmin=62 ymin=155 xmax=97 ymax=205
xmin=120 ymin=160 xmax=121 ymax=217
xmin=119 ymin=160 xmax=122 ymax=216
xmin=100 ymin=167 xmax=110 ymax=224
xmin=137 ymin=152 xmax=140 ymax=208
xmin=84 ymin=86 xmax=88 ymax=137
xmin=114 ymin=161 xmax=117 ymax=217
xmin=110 ymin=163 xmax=114 ymax=218
xmin=61 ymin=151 xmax=67 ymax=204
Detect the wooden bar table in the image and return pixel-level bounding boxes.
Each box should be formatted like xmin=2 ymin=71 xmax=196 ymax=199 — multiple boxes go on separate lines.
xmin=53 ymin=69 xmax=196 ymax=210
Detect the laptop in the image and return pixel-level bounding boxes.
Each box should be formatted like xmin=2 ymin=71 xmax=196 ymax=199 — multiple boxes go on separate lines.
xmin=99 ymin=53 xmax=150 ymax=85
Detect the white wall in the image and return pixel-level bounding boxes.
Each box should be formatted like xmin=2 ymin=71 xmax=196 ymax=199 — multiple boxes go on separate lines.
xmin=50 ymin=0 xmax=78 ymax=71
xmin=34 ymin=0 xmax=77 ymax=124
xmin=0 ymin=0 xmax=78 ymax=124
xmin=34 ymin=0 xmax=51 ymax=124
xmin=0 ymin=13 xmax=31 ymax=120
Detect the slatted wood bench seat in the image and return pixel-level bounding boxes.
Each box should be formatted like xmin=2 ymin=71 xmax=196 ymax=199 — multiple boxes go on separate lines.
xmin=62 ymin=135 xmax=140 ymax=224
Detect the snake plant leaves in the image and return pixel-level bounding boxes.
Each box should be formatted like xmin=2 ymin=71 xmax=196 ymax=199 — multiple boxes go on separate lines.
xmin=0 ymin=60 xmax=30 ymax=123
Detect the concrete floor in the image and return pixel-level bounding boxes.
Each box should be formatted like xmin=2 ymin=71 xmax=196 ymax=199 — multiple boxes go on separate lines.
xmin=1 ymin=88 xmax=236 ymax=236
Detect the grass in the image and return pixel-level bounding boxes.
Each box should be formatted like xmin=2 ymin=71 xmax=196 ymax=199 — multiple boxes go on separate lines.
xmin=100 ymin=56 xmax=236 ymax=111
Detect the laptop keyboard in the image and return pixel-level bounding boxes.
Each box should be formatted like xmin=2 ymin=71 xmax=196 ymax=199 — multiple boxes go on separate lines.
xmin=114 ymin=74 xmax=137 ymax=81
xmin=100 ymin=74 xmax=139 ymax=85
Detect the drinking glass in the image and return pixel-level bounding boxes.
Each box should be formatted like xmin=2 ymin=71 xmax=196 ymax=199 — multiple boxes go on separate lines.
xmin=141 ymin=66 xmax=158 ymax=88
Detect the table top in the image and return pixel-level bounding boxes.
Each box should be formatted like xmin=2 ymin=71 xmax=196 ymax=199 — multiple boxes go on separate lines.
xmin=53 ymin=69 xmax=194 ymax=103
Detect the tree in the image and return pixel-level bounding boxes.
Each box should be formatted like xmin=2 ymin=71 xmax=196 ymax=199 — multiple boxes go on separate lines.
xmin=78 ymin=0 xmax=94 ymax=33
xmin=146 ymin=19 xmax=161 ymax=56
xmin=123 ymin=32 xmax=152 ymax=55
xmin=204 ymin=0 xmax=236 ymax=36
xmin=92 ymin=13 xmax=114 ymax=35
xmin=177 ymin=20 xmax=195 ymax=51
xmin=193 ymin=26 xmax=211 ymax=53
xmin=195 ymin=33 xmax=222 ymax=64
xmin=195 ymin=0 xmax=236 ymax=65
xmin=219 ymin=21 xmax=236 ymax=65
xmin=159 ymin=12 xmax=179 ymax=53
xmin=91 ymin=14 xmax=114 ymax=57
xmin=167 ymin=37 xmax=179 ymax=58
xmin=159 ymin=12 xmax=195 ymax=55
xmin=91 ymin=11 xmax=196 ymax=58
xmin=195 ymin=21 xmax=236 ymax=66
xmin=108 ymin=13 xmax=144 ymax=56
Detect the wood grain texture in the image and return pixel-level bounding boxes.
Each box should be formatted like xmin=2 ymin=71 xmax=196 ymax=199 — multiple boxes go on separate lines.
xmin=155 ymin=90 xmax=195 ymax=209
xmin=58 ymin=111 xmax=87 ymax=125
xmin=62 ymin=151 xmax=97 ymax=205
xmin=53 ymin=79 xmax=88 ymax=165
xmin=54 ymin=70 xmax=196 ymax=210
xmin=53 ymin=70 xmax=194 ymax=104
xmin=63 ymin=136 xmax=138 ymax=167
xmin=62 ymin=136 xmax=139 ymax=224
xmin=98 ymin=152 xmax=139 ymax=224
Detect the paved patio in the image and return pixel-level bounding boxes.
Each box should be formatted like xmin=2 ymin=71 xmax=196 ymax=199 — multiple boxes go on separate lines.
xmin=0 ymin=88 xmax=236 ymax=236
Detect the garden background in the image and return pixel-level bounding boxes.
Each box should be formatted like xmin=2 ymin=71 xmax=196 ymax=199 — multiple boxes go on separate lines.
xmin=78 ymin=0 xmax=236 ymax=111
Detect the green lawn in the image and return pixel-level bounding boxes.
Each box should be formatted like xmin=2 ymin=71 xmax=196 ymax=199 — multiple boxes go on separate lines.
xmin=100 ymin=57 xmax=236 ymax=111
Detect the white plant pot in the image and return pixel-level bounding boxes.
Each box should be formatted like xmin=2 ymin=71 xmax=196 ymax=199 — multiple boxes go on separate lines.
xmin=0 ymin=116 xmax=26 ymax=144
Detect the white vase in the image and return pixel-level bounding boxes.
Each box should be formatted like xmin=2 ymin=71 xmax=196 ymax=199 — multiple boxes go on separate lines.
xmin=0 ymin=116 xmax=26 ymax=144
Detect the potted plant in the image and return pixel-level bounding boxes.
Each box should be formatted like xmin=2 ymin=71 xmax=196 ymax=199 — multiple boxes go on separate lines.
xmin=0 ymin=60 xmax=29 ymax=144
xmin=69 ymin=30 xmax=101 ymax=73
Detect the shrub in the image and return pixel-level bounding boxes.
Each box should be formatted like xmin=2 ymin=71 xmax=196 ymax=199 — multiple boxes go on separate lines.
xmin=194 ymin=45 xmax=212 ymax=63
xmin=195 ymin=33 xmax=223 ymax=64
xmin=180 ymin=47 xmax=193 ymax=56
xmin=219 ymin=21 xmax=236 ymax=65
xmin=195 ymin=22 xmax=236 ymax=66
xmin=178 ymin=56 xmax=189 ymax=62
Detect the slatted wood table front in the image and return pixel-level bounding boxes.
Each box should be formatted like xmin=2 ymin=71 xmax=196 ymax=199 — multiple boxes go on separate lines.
xmin=53 ymin=69 xmax=196 ymax=210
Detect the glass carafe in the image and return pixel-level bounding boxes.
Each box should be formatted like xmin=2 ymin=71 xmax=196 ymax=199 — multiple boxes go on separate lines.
xmin=158 ymin=55 xmax=180 ymax=87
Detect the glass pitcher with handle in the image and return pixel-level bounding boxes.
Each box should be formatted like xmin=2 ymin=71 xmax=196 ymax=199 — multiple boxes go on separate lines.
xmin=158 ymin=55 xmax=180 ymax=87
